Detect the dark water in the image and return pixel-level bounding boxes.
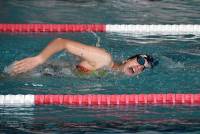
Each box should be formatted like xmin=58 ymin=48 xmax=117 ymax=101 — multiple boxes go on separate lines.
xmin=0 ymin=0 xmax=200 ymax=133
xmin=1 ymin=105 xmax=200 ymax=133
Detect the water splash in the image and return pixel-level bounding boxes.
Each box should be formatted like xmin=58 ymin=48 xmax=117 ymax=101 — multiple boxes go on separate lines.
xmin=161 ymin=56 xmax=185 ymax=69
xmin=3 ymin=62 xmax=16 ymax=75
xmin=91 ymin=32 xmax=101 ymax=47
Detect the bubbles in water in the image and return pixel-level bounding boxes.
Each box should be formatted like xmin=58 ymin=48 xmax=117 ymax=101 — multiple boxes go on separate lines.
xmin=24 ymin=83 xmax=43 ymax=87
xmin=33 ymin=60 xmax=74 ymax=77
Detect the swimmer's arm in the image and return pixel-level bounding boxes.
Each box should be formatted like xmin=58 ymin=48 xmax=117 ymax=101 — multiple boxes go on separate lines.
xmin=38 ymin=38 xmax=112 ymax=65
xmin=39 ymin=38 xmax=113 ymax=70
xmin=63 ymin=39 xmax=113 ymax=68
xmin=10 ymin=38 xmax=69 ymax=75
xmin=10 ymin=38 xmax=112 ymax=75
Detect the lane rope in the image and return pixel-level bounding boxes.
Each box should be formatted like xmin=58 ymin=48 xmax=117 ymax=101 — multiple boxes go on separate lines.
xmin=0 ymin=24 xmax=200 ymax=35
xmin=0 ymin=94 xmax=200 ymax=105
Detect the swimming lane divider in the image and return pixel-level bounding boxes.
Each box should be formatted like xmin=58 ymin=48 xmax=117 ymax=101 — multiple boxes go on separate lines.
xmin=0 ymin=24 xmax=200 ymax=35
xmin=0 ymin=94 xmax=200 ymax=106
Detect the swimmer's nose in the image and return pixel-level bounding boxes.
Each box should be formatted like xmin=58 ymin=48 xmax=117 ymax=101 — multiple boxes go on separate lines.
xmin=134 ymin=65 xmax=144 ymax=73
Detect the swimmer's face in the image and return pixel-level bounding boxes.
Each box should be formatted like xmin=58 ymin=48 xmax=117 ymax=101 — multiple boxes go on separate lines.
xmin=122 ymin=58 xmax=147 ymax=76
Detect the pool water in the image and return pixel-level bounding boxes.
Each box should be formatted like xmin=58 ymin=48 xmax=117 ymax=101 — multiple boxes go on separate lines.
xmin=0 ymin=0 xmax=200 ymax=133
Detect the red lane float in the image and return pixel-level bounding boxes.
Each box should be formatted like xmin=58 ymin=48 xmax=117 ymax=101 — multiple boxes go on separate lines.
xmin=34 ymin=94 xmax=200 ymax=105
xmin=1 ymin=94 xmax=200 ymax=105
xmin=0 ymin=24 xmax=105 ymax=32
xmin=0 ymin=24 xmax=200 ymax=35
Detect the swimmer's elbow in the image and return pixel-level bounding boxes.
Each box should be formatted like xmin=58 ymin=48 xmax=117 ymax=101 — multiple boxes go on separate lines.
xmin=53 ymin=38 xmax=70 ymax=50
xmin=54 ymin=37 xmax=65 ymax=43
xmin=54 ymin=38 xmax=73 ymax=51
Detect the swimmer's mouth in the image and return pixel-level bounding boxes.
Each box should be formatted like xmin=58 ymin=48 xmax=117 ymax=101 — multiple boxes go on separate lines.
xmin=128 ymin=67 xmax=135 ymax=74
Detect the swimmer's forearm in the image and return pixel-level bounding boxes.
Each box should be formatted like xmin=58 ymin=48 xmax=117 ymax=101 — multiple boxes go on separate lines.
xmin=37 ymin=38 xmax=66 ymax=63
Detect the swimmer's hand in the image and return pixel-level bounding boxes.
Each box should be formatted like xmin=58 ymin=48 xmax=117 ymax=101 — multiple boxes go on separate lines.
xmin=9 ymin=55 xmax=44 ymax=76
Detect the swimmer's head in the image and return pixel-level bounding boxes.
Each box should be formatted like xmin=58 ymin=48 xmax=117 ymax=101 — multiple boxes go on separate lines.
xmin=121 ymin=54 xmax=158 ymax=76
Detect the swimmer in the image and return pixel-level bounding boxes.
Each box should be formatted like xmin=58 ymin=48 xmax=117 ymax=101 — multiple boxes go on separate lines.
xmin=9 ymin=38 xmax=156 ymax=76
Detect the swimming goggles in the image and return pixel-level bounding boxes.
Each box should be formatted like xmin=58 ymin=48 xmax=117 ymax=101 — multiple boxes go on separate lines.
xmin=137 ymin=56 xmax=146 ymax=65
xmin=136 ymin=55 xmax=153 ymax=68
xmin=127 ymin=54 xmax=157 ymax=68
